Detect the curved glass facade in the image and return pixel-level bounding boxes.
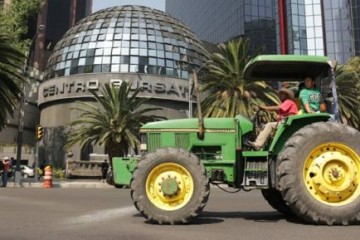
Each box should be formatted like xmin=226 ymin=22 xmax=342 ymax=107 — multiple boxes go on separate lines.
xmin=45 ymin=5 xmax=209 ymax=80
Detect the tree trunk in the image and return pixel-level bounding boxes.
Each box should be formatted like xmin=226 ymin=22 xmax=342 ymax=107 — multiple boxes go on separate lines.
xmin=106 ymin=142 xmax=125 ymax=167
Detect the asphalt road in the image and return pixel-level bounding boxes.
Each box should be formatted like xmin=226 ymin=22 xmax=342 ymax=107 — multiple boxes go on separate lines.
xmin=0 ymin=187 xmax=359 ymax=240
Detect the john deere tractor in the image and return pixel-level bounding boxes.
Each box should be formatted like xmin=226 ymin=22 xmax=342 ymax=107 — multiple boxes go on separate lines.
xmin=113 ymin=55 xmax=360 ymax=225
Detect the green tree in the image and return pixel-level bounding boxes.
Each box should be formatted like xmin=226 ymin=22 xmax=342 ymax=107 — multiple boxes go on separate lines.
xmin=0 ymin=32 xmax=25 ymax=129
xmin=346 ymin=56 xmax=360 ymax=73
xmin=0 ymin=0 xmax=43 ymax=52
xmin=201 ymin=38 xmax=279 ymax=118
xmin=65 ymin=82 xmax=165 ymax=163
xmin=335 ymin=59 xmax=360 ymax=129
xmin=0 ymin=1 xmax=42 ymax=128
xmin=346 ymin=57 xmax=360 ymax=106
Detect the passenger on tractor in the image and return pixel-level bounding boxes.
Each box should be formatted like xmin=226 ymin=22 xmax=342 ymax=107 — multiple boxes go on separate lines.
xmin=298 ymin=77 xmax=321 ymax=114
xmin=248 ymin=87 xmax=298 ymax=150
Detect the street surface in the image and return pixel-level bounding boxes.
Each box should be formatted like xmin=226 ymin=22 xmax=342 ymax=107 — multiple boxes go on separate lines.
xmin=0 ymin=187 xmax=359 ymax=240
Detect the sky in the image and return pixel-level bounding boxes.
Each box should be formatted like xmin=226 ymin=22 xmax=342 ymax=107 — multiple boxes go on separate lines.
xmin=92 ymin=0 xmax=166 ymax=12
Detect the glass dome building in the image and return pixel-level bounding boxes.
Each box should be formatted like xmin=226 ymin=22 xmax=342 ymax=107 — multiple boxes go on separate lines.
xmin=44 ymin=5 xmax=209 ymax=80
xmin=38 ymin=5 xmax=210 ymax=163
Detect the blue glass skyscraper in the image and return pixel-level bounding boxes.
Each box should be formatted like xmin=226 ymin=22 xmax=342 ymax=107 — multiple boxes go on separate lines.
xmin=166 ymin=0 xmax=277 ymax=54
xmin=166 ymin=0 xmax=360 ymax=64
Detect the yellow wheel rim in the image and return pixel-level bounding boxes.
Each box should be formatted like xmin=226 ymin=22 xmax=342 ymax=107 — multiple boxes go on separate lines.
xmin=146 ymin=162 xmax=194 ymax=211
xmin=304 ymin=143 xmax=360 ymax=206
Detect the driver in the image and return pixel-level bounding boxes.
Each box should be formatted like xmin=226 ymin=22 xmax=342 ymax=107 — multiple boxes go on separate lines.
xmin=248 ymin=87 xmax=298 ymax=150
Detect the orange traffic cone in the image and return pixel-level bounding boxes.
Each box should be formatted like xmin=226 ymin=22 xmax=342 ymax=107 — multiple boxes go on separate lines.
xmin=43 ymin=166 xmax=53 ymax=188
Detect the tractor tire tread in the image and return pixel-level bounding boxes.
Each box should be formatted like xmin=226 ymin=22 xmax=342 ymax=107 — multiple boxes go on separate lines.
xmin=277 ymin=122 xmax=360 ymax=225
xmin=130 ymin=148 xmax=210 ymax=225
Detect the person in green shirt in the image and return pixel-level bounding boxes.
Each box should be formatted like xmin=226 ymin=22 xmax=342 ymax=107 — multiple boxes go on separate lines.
xmin=299 ymin=77 xmax=321 ymax=113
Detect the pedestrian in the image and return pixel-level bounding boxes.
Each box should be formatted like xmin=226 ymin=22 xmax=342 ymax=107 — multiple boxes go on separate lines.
xmin=1 ymin=156 xmax=10 ymax=187
xmin=0 ymin=159 xmax=3 ymax=186
xmin=101 ymin=160 xmax=109 ymax=183
xmin=248 ymin=87 xmax=298 ymax=150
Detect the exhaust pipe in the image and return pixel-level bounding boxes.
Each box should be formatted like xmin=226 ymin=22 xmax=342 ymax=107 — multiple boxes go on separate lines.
xmin=192 ymin=69 xmax=204 ymax=140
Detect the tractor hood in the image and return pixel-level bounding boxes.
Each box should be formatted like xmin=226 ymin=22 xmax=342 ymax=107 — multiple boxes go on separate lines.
xmin=141 ymin=118 xmax=235 ymax=131
xmin=141 ymin=115 xmax=253 ymax=135
xmin=244 ymin=55 xmax=332 ymax=82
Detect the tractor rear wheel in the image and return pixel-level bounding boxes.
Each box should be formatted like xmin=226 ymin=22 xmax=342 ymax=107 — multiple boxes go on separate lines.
xmin=261 ymin=188 xmax=294 ymax=216
xmin=131 ymin=148 xmax=210 ymax=224
xmin=277 ymin=122 xmax=360 ymax=225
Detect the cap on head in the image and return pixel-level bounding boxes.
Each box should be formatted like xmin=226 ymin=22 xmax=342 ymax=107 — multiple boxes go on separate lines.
xmin=3 ymin=156 xmax=9 ymax=161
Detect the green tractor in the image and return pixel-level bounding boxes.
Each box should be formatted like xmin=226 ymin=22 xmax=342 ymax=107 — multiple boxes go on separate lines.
xmin=113 ymin=55 xmax=360 ymax=225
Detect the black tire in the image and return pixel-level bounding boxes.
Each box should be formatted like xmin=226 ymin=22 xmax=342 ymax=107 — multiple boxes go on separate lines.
xmin=131 ymin=148 xmax=210 ymax=224
xmin=107 ymin=169 xmax=126 ymax=188
xmin=106 ymin=170 xmax=114 ymax=185
xmin=261 ymin=188 xmax=294 ymax=216
xmin=277 ymin=122 xmax=360 ymax=225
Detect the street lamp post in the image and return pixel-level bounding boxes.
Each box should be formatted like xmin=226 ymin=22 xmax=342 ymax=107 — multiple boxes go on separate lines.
xmin=14 ymin=25 xmax=46 ymax=187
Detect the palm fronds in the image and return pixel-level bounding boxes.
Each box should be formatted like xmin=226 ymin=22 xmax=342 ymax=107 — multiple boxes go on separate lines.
xmin=201 ymin=37 xmax=279 ymax=119
xmin=0 ymin=32 xmax=25 ymax=129
xmin=66 ymin=82 xmax=165 ymax=161
xmin=335 ymin=62 xmax=360 ymax=129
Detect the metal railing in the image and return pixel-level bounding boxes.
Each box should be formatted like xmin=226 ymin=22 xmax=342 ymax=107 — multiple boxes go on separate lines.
xmin=65 ymin=160 xmax=103 ymax=178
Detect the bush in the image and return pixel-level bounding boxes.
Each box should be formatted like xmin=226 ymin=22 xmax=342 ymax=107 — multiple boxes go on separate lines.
xmin=52 ymin=168 xmax=65 ymax=179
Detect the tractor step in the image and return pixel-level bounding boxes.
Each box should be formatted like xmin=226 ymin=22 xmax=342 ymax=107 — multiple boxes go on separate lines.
xmin=242 ymin=154 xmax=268 ymax=188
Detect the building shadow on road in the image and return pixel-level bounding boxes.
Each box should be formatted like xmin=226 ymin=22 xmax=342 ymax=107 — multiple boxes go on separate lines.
xmin=133 ymin=211 xmax=302 ymax=225
xmin=195 ymin=210 xmax=301 ymax=225
xmin=132 ymin=213 xmax=223 ymax=225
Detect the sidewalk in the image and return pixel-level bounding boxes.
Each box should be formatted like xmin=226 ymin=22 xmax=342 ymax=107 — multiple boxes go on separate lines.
xmin=5 ymin=178 xmax=115 ymax=189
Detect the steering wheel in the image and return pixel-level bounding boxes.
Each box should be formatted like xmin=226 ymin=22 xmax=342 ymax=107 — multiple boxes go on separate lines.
xmin=249 ymin=103 xmax=270 ymax=136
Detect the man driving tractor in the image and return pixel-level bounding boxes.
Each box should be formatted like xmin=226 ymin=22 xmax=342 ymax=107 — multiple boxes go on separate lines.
xmin=248 ymin=87 xmax=298 ymax=150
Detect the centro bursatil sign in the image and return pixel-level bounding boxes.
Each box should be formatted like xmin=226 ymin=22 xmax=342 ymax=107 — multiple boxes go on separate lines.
xmin=38 ymin=73 xmax=192 ymax=105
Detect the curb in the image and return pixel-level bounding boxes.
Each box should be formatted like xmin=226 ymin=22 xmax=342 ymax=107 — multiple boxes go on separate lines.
xmin=4 ymin=181 xmax=227 ymax=189
xmin=6 ymin=181 xmax=114 ymax=189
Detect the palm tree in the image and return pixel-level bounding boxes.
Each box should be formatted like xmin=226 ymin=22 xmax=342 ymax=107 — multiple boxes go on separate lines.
xmin=346 ymin=57 xmax=360 ymax=106
xmin=334 ymin=61 xmax=360 ymax=129
xmin=201 ymin=37 xmax=279 ymax=118
xmin=346 ymin=56 xmax=360 ymax=73
xmin=65 ymin=82 xmax=165 ymax=164
xmin=0 ymin=32 xmax=25 ymax=129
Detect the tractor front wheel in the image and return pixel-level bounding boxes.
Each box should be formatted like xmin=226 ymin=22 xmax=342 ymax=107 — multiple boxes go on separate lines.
xmin=277 ymin=122 xmax=360 ymax=225
xmin=131 ymin=148 xmax=210 ymax=224
xmin=261 ymin=188 xmax=294 ymax=216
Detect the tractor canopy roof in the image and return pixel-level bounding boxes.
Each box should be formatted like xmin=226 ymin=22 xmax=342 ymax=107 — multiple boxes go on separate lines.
xmin=244 ymin=55 xmax=332 ymax=82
